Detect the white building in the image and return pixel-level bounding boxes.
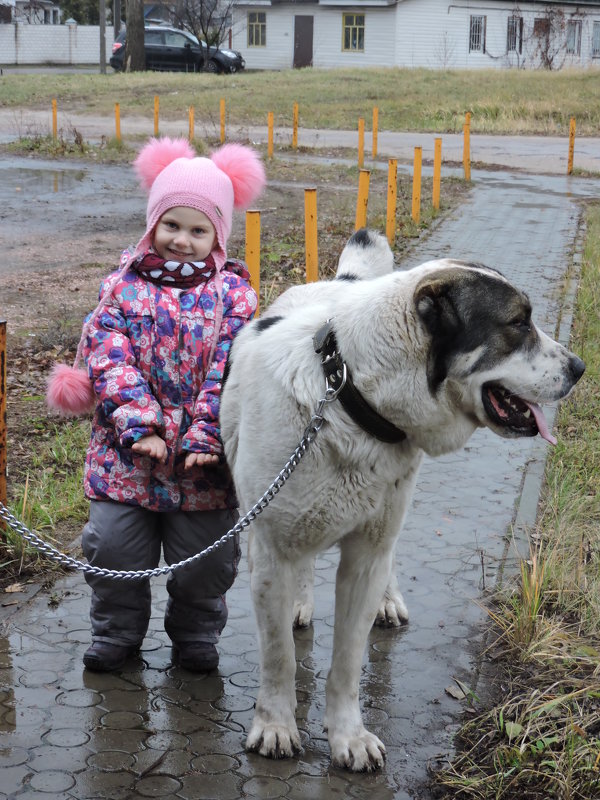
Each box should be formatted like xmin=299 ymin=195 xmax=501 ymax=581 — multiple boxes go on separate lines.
xmin=1 ymin=0 xmax=60 ymax=24
xmin=231 ymin=0 xmax=600 ymax=70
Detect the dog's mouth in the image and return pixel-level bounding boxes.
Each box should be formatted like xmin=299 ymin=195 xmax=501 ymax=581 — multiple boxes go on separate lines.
xmin=482 ymin=383 xmax=556 ymax=445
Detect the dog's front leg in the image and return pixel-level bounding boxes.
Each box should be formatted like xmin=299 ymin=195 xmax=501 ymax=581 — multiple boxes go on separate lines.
xmin=292 ymin=555 xmax=315 ymax=628
xmin=246 ymin=533 xmax=300 ymax=759
xmin=325 ymin=534 xmax=394 ymax=771
xmin=375 ymin=568 xmax=409 ymax=627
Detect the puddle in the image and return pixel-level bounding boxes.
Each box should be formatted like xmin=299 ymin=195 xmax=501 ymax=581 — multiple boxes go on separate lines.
xmin=0 ymin=166 xmax=86 ymax=199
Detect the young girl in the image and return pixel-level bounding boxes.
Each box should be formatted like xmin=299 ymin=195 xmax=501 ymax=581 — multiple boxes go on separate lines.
xmin=48 ymin=137 xmax=265 ymax=673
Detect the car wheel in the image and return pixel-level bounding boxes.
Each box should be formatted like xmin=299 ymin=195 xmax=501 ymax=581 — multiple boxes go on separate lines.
xmin=205 ymin=60 xmax=220 ymax=73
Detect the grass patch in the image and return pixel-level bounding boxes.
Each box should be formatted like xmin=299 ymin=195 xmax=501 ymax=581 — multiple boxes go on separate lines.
xmin=433 ymin=204 xmax=600 ymax=799
xmin=2 ymin=420 xmax=91 ymax=574
xmin=2 ymin=67 xmax=600 ymax=135
xmin=3 ymin=127 xmax=138 ymax=163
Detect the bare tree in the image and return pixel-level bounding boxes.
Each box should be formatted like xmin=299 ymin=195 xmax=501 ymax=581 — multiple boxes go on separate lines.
xmin=172 ymin=0 xmax=235 ymax=47
xmin=125 ymin=0 xmax=145 ymax=71
xmin=432 ymin=31 xmax=456 ymax=69
xmin=14 ymin=1 xmax=47 ymax=23
xmin=526 ymin=7 xmax=567 ymax=70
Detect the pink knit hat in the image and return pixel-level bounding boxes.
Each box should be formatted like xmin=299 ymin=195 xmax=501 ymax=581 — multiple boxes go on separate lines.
xmin=47 ymin=137 xmax=265 ymax=416
xmin=133 ymin=137 xmax=266 ymax=269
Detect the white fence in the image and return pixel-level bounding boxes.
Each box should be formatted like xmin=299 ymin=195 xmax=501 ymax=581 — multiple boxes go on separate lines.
xmin=0 ymin=23 xmax=114 ymax=65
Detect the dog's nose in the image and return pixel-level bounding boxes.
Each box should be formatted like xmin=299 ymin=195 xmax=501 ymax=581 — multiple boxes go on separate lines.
xmin=569 ymin=354 xmax=585 ymax=384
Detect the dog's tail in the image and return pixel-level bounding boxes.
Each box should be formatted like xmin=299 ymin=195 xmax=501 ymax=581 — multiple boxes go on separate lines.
xmin=336 ymin=228 xmax=394 ymax=281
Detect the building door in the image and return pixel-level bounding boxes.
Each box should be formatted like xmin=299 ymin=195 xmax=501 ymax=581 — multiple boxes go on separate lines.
xmin=293 ymin=16 xmax=313 ymax=68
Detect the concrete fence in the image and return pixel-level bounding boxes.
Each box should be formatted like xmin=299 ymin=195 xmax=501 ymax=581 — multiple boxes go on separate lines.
xmin=0 ymin=23 xmax=114 ymax=65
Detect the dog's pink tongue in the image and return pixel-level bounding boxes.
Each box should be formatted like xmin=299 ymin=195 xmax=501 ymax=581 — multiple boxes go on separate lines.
xmin=527 ymin=401 xmax=557 ymax=445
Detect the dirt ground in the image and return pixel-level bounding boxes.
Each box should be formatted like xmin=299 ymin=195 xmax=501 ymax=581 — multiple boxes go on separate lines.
xmin=0 ymin=146 xmax=464 ymax=588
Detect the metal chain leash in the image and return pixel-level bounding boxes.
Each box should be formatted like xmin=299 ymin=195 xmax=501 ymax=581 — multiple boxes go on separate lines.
xmin=0 ymin=381 xmax=343 ymax=581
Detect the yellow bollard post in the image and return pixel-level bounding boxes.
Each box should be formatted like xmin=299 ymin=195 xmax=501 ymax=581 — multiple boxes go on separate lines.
xmin=115 ymin=102 xmax=121 ymax=142
xmin=292 ymin=102 xmax=298 ymax=150
xmin=245 ymin=210 xmax=261 ymax=315
xmin=411 ymin=147 xmax=422 ymax=224
xmin=432 ymin=137 xmax=442 ymax=210
xmin=372 ymin=106 xmax=379 ymax=158
xmin=188 ymin=106 xmax=194 ymax=142
xmin=358 ymin=117 xmax=365 ymax=169
xmin=465 ymin=111 xmax=471 ymax=128
xmin=567 ymin=117 xmax=576 ymax=175
xmin=268 ymin=111 xmax=274 ymax=159
xmin=52 ymin=98 xmax=57 ymax=139
xmin=154 ymin=95 xmax=159 ymax=137
xmin=304 ymin=188 xmax=318 ymax=283
xmin=220 ymin=98 xmax=226 ymax=144
xmin=0 ymin=319 xmax=6 ymax=515
xmin=355 ymin=169 xmax=370 ymax=230
xmin=463 ymin=123 xmax=471 ymax=181
xmin=386 ymin=158 xmax=397 ymax=247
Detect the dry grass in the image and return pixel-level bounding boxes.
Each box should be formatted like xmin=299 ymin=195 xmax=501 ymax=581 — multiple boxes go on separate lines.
xmin=2 ymin=67 xmax=600 ymax=135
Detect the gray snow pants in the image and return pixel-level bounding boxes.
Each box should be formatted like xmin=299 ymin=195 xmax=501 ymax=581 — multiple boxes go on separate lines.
xmin=82 ymin=499 xmax=240 ymax=648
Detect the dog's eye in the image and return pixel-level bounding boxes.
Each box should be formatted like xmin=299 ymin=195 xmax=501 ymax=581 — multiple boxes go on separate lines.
xmin=510 ymin=318 xmax=531 ymax=333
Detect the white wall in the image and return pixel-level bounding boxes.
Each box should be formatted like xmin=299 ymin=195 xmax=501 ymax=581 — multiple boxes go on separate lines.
xmin=0 ymin=23 xmax=114 ymax=64
xmin=395 ymin=0 xmax=600 ymax=69
xmin=232 ymin=4 xmax=398 ymax=69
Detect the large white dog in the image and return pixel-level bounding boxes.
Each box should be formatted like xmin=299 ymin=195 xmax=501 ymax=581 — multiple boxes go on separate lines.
xmin=220 ymin=229 xmax=584 ymax=772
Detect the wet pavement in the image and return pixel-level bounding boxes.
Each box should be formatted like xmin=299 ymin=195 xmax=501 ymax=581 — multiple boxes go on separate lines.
xmin=1 ymin=144 xmax=600 ymax=798
xmin=1 ymin=107 xmax=600 ymax=174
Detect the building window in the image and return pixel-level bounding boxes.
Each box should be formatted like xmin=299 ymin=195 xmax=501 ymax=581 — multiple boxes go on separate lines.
xmin=469 ymin=15 xmax=486 ymax=53
xmin=566 ymin=19 xmax=582 ymax=55
xmin=248 ymin=11 xmax=266 ymax=47
xmin=343 ymin=13 xmax=365 ymax=52
xmin=593 ymin=21 xmax=600 ymax=57
xmin=507 ymin=15 xmax=523 ymax=53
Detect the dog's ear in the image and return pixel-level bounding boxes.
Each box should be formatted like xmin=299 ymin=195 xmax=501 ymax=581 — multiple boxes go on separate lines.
xmin=414 ymin=275 xmax=461 ymax=338
xmin=414 ymin=273 xmax=465 ymax=393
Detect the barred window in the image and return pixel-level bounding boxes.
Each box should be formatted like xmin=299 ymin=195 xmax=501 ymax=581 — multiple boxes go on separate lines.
xmin=248 ymin=11 xmax=266 ymax=47
xmin=593 ymin=21 xmax=600 ymax=57
xmin=507 ymin=16 xmax=523 ymax=53
xmin=469 ymin=15 xmax=486 ymax=53
xmin=343 ymin=13 xmax=365 ymax=52
xmin=566 ymin=19 xmax=582 ymax=55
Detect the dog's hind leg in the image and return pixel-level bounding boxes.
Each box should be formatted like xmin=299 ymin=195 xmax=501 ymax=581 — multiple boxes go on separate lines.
xmin=292 ymin=556 xmax=315 ymax=628
xmin=246 ymin=532 xmax=301 ymax=759
xmin=324 ymin=529 xmax=395 ymax=771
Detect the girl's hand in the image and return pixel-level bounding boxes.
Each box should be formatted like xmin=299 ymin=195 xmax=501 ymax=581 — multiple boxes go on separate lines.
xmin=184 ymin=452 xmax=220 ymax=470
xmin=132 ymin=434 xmax=168 ymax=463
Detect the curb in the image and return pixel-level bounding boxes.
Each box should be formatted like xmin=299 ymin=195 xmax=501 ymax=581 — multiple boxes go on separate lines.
xmin=500 ymin=212 xmax=586 ymax=576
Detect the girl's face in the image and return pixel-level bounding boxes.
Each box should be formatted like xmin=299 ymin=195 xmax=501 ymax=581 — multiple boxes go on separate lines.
xmin=153 ymin=207 xmax=217 ymax=262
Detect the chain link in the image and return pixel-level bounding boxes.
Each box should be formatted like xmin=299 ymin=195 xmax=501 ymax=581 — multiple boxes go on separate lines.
xmin=0 ymin=379 xmax=344 ymax=581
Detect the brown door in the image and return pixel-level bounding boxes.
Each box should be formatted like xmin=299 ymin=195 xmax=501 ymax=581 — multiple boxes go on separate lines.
xmin=293 ymin=15 xmax=313 ymax=68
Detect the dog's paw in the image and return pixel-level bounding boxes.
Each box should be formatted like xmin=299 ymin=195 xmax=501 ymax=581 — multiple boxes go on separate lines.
xmin=374 ymin=588 xmax=409 ymax=627
xmin=292 ymin=599 xmax=314 ymax=628
xmin=246 ymin=721 xmax=301 ymax=759
xmin=329 ymin=729 xmax=386 ymax=772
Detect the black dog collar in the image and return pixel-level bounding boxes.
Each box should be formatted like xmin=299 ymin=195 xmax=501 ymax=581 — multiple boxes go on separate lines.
xmin=313 ymin=320 xmax=407 ymax=444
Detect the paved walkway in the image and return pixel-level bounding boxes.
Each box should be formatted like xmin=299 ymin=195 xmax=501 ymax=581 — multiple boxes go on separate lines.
xmin=1 ymin=152 xmax=599 ymax=798
xmin=1 ymin=108 xmax=599 ymax=174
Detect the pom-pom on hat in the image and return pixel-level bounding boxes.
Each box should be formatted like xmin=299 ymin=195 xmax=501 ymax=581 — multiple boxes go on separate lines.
xmin=133 ymin=137 xmax=266 ymax=269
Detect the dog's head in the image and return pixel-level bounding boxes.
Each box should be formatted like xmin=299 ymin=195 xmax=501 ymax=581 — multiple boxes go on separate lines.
xmin=413 ymin=261 xmax=585 ymax=443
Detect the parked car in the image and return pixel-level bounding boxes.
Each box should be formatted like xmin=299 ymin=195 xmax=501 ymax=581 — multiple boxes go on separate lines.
xmin=110 ymin=26 xmax=245 ymax=74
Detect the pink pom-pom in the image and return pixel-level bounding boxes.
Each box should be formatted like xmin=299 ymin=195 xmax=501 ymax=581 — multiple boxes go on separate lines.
xmin=47 ymin=363 xmax=95 ymax=417
xmin=211 ymin=144 xmax=266 ymax=208
xmin=134 ymin=137 xmax=196 ymax=191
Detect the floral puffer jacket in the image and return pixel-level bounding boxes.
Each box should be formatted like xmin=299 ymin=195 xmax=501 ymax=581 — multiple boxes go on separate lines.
xmin=82 ymin=259 xmax=257 ymax=512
